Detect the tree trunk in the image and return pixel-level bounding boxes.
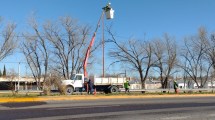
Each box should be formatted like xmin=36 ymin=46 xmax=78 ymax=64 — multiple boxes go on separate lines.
xmin=139 ymin=70 xmax=145 ymax=89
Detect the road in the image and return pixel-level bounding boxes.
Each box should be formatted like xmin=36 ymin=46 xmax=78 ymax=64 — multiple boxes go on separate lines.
xmin=0 ymin=96 xmax=215 ymax=120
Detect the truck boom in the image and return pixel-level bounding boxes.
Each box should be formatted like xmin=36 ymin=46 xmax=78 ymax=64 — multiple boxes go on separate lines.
xmin=83 ymin=11 xmax=104 ymax=77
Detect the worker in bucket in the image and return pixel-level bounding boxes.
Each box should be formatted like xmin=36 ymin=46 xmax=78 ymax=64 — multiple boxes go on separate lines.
xmin=102 ymin=3 xmax=111 ymax=12
xmin=124 ymin=79 xmax=130 ymax=93
xmin=173 ymin=80 xmax=179 ymax=94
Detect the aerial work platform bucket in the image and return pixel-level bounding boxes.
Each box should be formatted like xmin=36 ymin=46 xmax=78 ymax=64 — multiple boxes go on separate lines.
xmin=105 ymin=8 xmax=114 ymax=19
xmin=103 ymin=3 xmax=114 ymax=19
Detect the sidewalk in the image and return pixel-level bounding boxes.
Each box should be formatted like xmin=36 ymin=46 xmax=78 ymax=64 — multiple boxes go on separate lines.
xmin=1 ymin=94 xmax=215 ymax=103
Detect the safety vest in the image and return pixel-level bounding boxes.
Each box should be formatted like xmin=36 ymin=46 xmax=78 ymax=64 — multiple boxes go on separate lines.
xmin=124 ymin=81 xmax=130 ymax=88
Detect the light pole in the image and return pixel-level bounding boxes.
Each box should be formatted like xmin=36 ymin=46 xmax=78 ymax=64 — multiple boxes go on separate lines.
xmin=18 ymin=62 xmax=20 ymax=91
xmin=102 ymin=3 xmax=114 ymax=77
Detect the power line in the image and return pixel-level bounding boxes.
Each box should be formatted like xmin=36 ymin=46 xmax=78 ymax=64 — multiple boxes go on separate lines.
xmin=0 ymin=30 xmax=133 ymax=40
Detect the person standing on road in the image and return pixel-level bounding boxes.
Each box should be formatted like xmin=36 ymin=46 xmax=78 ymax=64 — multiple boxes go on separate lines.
xmin=173 ymin=80 xmax=179 ymax=94
xmin=124 ymin=80 xmax=130 ymax=93
xmin=88 ymin=79 xmax=94 ymax=94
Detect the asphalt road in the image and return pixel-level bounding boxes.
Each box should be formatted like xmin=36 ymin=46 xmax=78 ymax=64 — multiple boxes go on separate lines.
xmin=1 ymin=96 xmax=215 ymax=120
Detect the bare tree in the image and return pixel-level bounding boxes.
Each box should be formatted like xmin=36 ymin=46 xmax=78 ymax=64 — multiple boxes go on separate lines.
xmin=206 ymin=32 xmax=215 ymax=89
xmin=107 ymin=29 xmax=154 ymax=89
xmin=22 ymin=16 xmax=100 ymax=92
xmin=44 ymin=16 xmax=92 ymax=79
xmin=21 ymin=17 xmax=49 ymax=90
xmin=152 ymin=34 xmax=177 ymax=89
xmin=204 ymin=29 xmax=215 ymax=72
xmin=180 ymin=27 xmax=212 ymax=88
xmin=21 ymin=37 xmax=42 ymax=90
xmin=0 ymin=20 xmax=17 ymax=61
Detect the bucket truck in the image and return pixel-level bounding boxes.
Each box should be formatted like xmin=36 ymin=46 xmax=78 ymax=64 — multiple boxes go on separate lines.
xmin=61 ymin=3 xmax=126 ymax=95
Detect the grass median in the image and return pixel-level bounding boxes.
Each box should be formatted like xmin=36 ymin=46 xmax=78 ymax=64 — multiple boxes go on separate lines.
xmin=1 ymin=91 xmax=215 ymax=97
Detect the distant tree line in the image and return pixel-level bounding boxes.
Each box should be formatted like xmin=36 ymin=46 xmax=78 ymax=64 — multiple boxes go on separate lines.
xmin=108 ymin=27 xmax=215 ymax=89
xmin=0 ymin=15 xmax=214 ymax=90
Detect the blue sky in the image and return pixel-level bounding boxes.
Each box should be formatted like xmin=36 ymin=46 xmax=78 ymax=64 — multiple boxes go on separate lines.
xmin=0 ymin=0 xmax=214 ymax=76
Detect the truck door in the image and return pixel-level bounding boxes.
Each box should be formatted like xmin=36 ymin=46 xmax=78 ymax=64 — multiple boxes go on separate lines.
xmin=74 ymin=75 xmax=83 ymax=88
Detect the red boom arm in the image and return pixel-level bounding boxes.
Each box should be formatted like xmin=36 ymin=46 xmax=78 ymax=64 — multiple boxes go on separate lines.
xmin=83 ymin=11 xmax=104 ymax=77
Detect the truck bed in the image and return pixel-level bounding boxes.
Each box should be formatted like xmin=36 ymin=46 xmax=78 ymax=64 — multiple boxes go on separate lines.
xmin=94 ymin=77 xmax=126 ymax=85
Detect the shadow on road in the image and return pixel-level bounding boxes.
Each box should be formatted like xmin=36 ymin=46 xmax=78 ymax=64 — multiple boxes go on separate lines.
xmin=1 ymin=101 xmax=47 ymax=108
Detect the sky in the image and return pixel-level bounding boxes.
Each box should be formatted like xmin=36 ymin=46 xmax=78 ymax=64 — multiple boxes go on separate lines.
xmin=0 ymin=0 xmax=214 ymax=76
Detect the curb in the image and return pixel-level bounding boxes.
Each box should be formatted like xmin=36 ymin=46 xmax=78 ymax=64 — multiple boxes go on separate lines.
xmin=0 ymin=94 xmax=215 ymax=103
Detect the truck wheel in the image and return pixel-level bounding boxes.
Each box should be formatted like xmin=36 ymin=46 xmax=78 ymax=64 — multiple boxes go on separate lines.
xmin=110 ymin=86 xmax=119 ymax=93
xmin=66 ymin=86 xmax=74 ymax=95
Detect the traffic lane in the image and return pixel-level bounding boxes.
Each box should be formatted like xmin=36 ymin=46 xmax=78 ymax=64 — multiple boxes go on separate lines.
xmin=67 ymin=107 xmax=215 ymax=120
xmin=47 ymin=96 xmax=215 ymax=105
xmin=2 ymin=96 xmax=215 ymax=109
xmin=44 ymin=96 xmax=215 ymax=110
xmin=1 ymin=100 xmax=215 ymax=120
xmin=16 ymin=106 xmax=215 ymax=120
xmin=1 ymin=102 xmax=47 ymax=108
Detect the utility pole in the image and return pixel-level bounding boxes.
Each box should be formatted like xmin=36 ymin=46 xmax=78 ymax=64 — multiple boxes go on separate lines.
xmin=102 ymin=10 xmax=105 ymax=77
xmin=18 ymin=62 xmax=20 ymax=91
xmin=102 ymin=2 xmax=114 ymax=77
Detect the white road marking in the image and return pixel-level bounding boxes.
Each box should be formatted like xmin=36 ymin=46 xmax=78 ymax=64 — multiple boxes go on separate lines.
xmin=47 ymin=104 xmax=121 ymax=110
xmin=161 ymin=116 xmax=189 ymax=120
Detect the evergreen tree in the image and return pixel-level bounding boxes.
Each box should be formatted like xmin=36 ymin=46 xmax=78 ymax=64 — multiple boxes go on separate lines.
xmin=3 ymin=65 xmax=6 ymax=77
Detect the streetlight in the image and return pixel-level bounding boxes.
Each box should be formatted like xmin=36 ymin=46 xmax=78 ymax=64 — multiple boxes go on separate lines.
xmin=18 ymin=62 xmax=20 ymax=91
xmin=102 ymin=3 xmax=114 ymax=77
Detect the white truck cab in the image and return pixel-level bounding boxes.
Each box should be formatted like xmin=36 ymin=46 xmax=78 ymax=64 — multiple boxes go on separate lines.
xmin=61 ymin=74 xmax=86 ymax=95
